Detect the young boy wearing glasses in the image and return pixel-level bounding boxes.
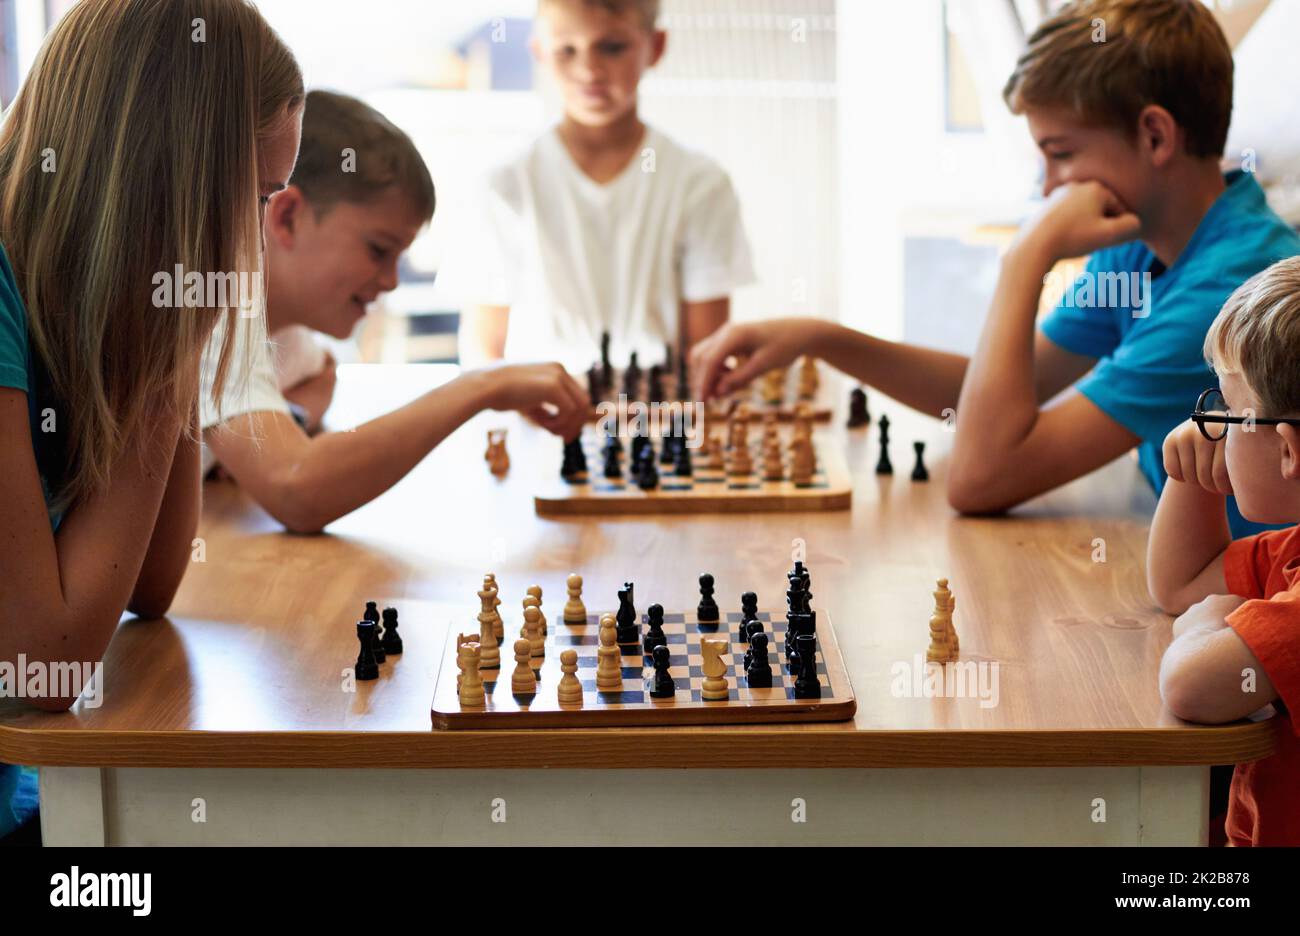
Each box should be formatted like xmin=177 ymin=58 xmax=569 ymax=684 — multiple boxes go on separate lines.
xmin=1147 ymin=256 xmax=1300 ymax=846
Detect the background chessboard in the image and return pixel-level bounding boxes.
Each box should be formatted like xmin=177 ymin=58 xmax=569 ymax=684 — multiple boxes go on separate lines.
xmin=534 ymin=428 xmax=853 ymax=516
xmin=587 ymin=363 xmax=833 ymax=424
xmin=431 ymin=608 xmax=855 ymax=729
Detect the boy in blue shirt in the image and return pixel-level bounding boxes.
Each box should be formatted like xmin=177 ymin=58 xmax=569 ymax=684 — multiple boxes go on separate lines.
xmin=691 ymin=0 xmax=1299 ymax=536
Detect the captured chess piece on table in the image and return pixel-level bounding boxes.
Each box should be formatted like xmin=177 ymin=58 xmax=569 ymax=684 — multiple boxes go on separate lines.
xmin=926 ymin=578 xmax=959 ymax=663
xmin=911 ymin=441 xmax=929 ymax=482
xmin=847 ymin=386 xmax=870 ymax=428
xmin=364 ymin=601 xmax=384 ymax=663
xmin=381 ymin=607 xmax=402 ymax=655
xmin=485 ymin=428 xmax=510 ymax=478
xmin=876 ymin=413 xmax=893 ymax=475
xmin=354 ymin=619 xmax=380 ymax=681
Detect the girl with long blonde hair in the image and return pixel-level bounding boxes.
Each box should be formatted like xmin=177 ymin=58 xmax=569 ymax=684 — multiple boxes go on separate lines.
xmin=0 ymin=0 xmax=303 ymax=835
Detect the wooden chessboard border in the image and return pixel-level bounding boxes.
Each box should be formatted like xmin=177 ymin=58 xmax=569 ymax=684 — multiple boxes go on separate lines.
xmin=431 ymin=608 xmax=856 ymax=730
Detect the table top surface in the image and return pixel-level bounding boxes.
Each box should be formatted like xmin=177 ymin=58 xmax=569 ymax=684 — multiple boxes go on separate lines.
xmin=0 ymin=365 xmax=1278 ymax=769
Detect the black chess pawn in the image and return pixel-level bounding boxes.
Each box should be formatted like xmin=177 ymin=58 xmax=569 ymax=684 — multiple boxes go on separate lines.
xmin=875 ymin=413 xmax=893 ymax=475
xmin=616 ymin=583 xmax=639 ymax=644
xmin=603 ymin=445 xmax=622 ymax=479
xmin=697 ymin=572 xmax=720 ymax=623
xmin=738 ymin=591 xmax=759 ymax=642
xmin=636 ymin=453 xmax=660 ymax=490
xmin=649 ymin=644 xmax=676 ymax=698
xmin=364 ymin=601 xmax=385 ymax=663
xmin=911 ymin=441 xmax=929 ymax=481
xmin=746 ymin=632 xmax=773 ymax=688
xmin=354 ymin=620 xmax=379 ymax=680
xmin=629 ymin=428 xmax=649 ymax=466
xmin=742 ymin=619 xmax=765 ymax=671
xmin=847 ymin=386 xmax=870 ymax=428
xmin=561 ymin=436 xmax=588 ymax=480
xmin=643 ymin=603 xmax=667 ymax=655
xmin=673 ymin=440 xmax=693 ymax=477
xmin=793 ymin=633 xmax=821 ymax=698
xmin=587 ymin=364 xmax=602 ymax=404
xmin=648 ymin=364 xmax=664 ymax=403
xmin=381 ymin=607 xmax=403 ymax=655
xmin=659 ymin=422 xmax=676 ymax=465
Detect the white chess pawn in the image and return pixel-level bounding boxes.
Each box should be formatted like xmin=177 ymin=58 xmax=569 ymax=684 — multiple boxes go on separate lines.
xmin=526 ymin=584 xmax=547 ymax=635
xmin=511 ymin=639 xmax=537 ymax=694
xmin=558 ymin=649 xmax=583 ymax=705
xmin=596 ymin=612 xmax=623 ymax=690
xmin=456 ymin=632 xmax=476 ymax=689
xmin=564 ymin=573 xmax=587 ymax=624
xmin=523 ymin=605 xmax=545 ymax=658
xmin=459 ymin=642 xmax=485 ymax=707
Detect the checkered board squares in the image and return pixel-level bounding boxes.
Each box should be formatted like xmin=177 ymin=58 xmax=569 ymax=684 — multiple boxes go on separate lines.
xmin=431 ymin=609 xmax=856 ymax=729
xmin=533 ymin=430 xmax=853 ymax=516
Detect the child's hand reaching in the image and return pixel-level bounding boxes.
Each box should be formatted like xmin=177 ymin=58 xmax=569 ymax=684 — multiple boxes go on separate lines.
xmin=481 ymin=362 xmax=590 ymax=442
xmin=1163 ymin=419 xmax=1233 ymax=495
xmin=689 ymin=319 xmax=820 ymax=400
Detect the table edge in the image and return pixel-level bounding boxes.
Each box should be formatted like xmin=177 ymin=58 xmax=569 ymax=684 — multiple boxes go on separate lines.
xmin=0 ymin=720 xmax=1278 ymax=769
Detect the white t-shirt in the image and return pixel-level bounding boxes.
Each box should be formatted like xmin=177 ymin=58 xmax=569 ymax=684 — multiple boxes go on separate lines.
xmin=198 ymin=318 xmax=328 ymax=474
xmin=443 ymin=125 xmax=755 ymax=372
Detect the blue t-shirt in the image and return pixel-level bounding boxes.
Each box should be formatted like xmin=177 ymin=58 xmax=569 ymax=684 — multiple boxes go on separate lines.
xmin=0 ymin=243 xmax=42 ymax=838
xmin=1040 ymin=171 xmax=1300 ymax=538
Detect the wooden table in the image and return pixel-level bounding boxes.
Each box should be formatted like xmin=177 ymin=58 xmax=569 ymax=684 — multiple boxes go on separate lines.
xmin=0 ymin=365 xmax=1277 ymax=845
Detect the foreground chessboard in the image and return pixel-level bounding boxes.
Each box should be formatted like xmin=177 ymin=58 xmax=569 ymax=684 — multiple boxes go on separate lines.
xmin=431 ymin=608 xmax=855 ymax=729
xmin=534 ymin=429 xmax=853 ymax=516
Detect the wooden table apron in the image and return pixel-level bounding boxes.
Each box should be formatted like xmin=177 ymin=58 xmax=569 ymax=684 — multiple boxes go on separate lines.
xmin=0 ymin=366 xmax=1277 ymax=844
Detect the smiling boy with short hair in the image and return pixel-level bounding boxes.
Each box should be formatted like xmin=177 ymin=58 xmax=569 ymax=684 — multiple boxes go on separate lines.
xmin=201 ymin=90 xmax=589 ymax=533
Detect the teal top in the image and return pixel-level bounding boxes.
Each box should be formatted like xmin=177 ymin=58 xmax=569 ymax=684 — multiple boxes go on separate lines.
xmin=1041 ymin=172 xmax=1300 ymax=538
xmin=0 ymin=243 xmax=44 ymax=838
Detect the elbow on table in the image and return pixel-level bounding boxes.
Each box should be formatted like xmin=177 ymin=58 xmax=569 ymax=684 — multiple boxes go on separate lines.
xmin=263 ymin=473 xmax=331 ymax=535
xmin=1160 ymin=659 xmax=1232 ymax=725
xmin=945 ymin=470 xmax=1016 ymax=516
xmin=1147 ymin=577 xmax=1192 ymax=617
xmin=126 ymin=594 xmax=175 ymax=620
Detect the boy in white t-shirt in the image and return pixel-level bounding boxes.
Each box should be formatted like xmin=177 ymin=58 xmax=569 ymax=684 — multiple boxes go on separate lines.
xmin=201 ymin=91 xmax=588 ymax=533
xmin=452 ymin=0 xmax=755 ymax=372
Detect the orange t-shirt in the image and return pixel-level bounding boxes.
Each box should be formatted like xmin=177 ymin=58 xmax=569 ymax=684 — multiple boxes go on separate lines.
xmin=1222 ymin=525 xmax=1300 ymax=846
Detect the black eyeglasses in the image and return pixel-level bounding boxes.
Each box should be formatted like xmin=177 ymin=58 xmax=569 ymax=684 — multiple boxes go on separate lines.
xmin=1192 ymin=387 xmax=1300 ymax=441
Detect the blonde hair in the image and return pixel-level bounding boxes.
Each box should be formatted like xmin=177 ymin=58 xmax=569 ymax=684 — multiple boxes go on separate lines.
xmin=1205 ymin=257 xmax=1300 ymax=416
xmin=0 ymin=0 xmax=303 ymax=512
xmin=539 ymin=0 xmax=660 ymax=32
xmin=1004 ymin=0 xmax=1233 ymax=159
